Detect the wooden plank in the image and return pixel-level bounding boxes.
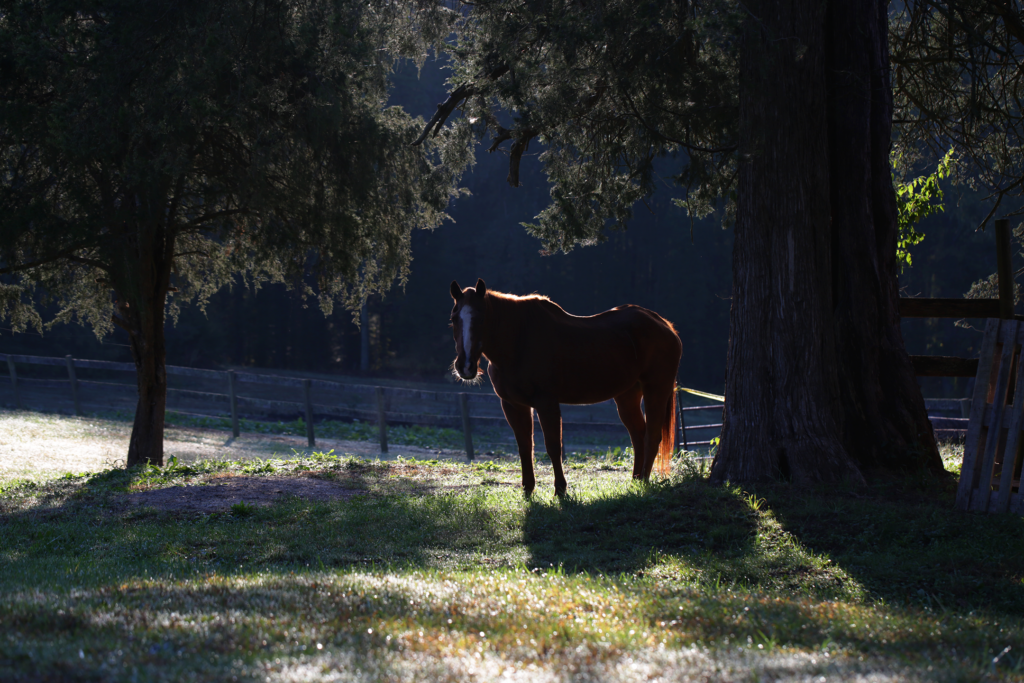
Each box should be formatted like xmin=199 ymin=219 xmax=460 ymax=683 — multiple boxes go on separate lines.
xmin=0 ymin=353 xmax=67 ymax=367
xmin=165 ymin=365 xmax=224 ymax=380
xmin=234 ymin=371 xmax=306 ymax=388
xmin=997 ymin=219 xmax=1015 ymax=320
xmin=376 ymin=386 xmax=388 ymax=453
xmin=682 ymin=422 xmax=724 ymax=431
xmin=911 ymin=356 xmax=979 ymax=377
xmin=973 ymin=320 xmax=1018 ymax=511
xmin=930 ymin=416 xmax=969 ymax=430
xmin=228 ymin=371 xmax=239 ymax=438
xmin=995 ymin=331 xmax=1024 ymax=512
xmin=70 ymin=358 xmax=135 ymax=371
xmin=65 ymin=356 xmax=81 ymax=416
xmin=460 ymin=393 xmax=474 ymax=461
xmin=303 ymin=379 xmax=315 ymax=448
xmin=899 ymin=298 xmax=1001 ymax=319
xmin=6 ymin=357 xmax=18 ymax=409
xmin=925 ymin=398 xmax=971 ymax=414
xmin=958 ymin=318 xmax=1002 ymax=510
xmin=678 ymin=401 xmax=687 ymax=450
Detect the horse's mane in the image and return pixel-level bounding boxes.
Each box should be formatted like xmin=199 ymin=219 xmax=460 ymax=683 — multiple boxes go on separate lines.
xmin=486 ymin=290 xmax=552 ymax=304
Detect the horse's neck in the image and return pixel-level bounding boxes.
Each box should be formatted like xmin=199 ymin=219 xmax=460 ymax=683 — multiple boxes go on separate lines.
xmin=483 ymin=296 xmax=533 ymax=364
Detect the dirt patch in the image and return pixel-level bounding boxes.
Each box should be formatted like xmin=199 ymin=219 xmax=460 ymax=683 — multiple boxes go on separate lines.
xmin=128 ymin=475 xmax=364 ymax=513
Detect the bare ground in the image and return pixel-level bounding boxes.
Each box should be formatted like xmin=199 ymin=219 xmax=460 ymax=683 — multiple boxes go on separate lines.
xmin=0 ymin=409 xmax=482 ymax=483
xmin=127 ymin=473 xmax=367 ymax=513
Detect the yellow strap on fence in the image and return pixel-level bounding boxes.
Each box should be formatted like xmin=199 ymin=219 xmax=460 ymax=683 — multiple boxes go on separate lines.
xmin=677 ymin=386 xmax=725 ymax=403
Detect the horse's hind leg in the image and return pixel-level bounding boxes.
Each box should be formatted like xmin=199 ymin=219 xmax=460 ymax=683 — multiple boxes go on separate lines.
xmin=501 ymin=399 xmax=536 ymax=496
xmin=614 ymin=384 xmax=647 ymax=479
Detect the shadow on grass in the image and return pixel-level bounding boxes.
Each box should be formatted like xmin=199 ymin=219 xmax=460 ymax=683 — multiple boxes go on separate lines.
xmin=0 ymin=466 xmax=762 ymax=585
xmin=754 ymin=474 xmax=1024 ymax=616
xmin=4 ymin=462 xmax=1023 ymax=619
xmin=4 ymin=466 xmax=1024 ymax=680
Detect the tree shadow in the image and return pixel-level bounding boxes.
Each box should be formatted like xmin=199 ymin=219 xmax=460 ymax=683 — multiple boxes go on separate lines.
xmin=3 ymin=469 xmax=1024 ymax=680
xmin=752 ymin=475 xmax=1024 ymax=617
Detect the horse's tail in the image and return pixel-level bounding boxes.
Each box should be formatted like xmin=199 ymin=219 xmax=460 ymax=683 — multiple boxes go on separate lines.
xmin=654 ymin=386 xmax=676 ymax=477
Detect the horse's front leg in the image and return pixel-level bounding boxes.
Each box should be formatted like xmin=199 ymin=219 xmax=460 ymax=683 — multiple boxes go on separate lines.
xmin=501 ymin=399 xmax=536 ymax=496
xmin=535 ymin=402 xmax=567 ymax=496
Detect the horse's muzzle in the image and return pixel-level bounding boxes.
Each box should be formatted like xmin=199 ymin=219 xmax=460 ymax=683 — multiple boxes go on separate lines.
xmin=453 ymin=354 xmax=479 ymax=380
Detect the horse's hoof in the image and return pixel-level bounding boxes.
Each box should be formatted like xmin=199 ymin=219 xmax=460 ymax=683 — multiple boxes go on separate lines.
xmin=554 ymin=487 xmax=567 ymax=498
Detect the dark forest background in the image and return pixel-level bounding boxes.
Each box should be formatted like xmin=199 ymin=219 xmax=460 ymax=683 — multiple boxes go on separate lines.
xmin=1 ymin=59 xmax=1012 ymax=399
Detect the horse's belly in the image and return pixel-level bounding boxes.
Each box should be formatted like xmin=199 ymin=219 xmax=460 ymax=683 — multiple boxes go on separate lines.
xmin=552 ymin=363 xmax=636 ymax=405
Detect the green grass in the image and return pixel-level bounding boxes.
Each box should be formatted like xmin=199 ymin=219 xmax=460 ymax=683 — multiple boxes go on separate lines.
xmin=1 ymin=443 xmax=1022 ymax=681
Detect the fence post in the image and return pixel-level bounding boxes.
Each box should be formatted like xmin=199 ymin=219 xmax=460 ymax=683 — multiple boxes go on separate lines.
xmin=6 ymin=357 xmax=18 ymax=409
xmin=678 ymin=400 xmax=687 ymax=451
xmin=375 ymin=386 xmax=388 ymax=453
xmin=65 ymin=355 xmax=81 ymax=416
xmin=460 ymin=392 xmax=474 ymax=461
xmin=303 ymin=379 xmax=315 ymax=448
xmin=996 ymin=218 xmax=1014 ymax=319
xmin=228 ymin=370 xmax=239 ymax=438
xmin=679 ymin=403 xmax=688 ymax=450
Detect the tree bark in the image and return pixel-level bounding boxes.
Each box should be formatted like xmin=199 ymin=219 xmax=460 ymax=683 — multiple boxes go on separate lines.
xmin=114 ymin=222 xmax=174 ymax=469
xmin=827 ymin=0 xmax=944 ymax=475
xmin=712 ymin=0 xmax=942 ymax=484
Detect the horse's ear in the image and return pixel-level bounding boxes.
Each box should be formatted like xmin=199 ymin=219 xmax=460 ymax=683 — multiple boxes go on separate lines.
xmin=450 ymin=280 xmax=463 ymax=301
xmin=475 ymin=278 xmax=487 ymax=296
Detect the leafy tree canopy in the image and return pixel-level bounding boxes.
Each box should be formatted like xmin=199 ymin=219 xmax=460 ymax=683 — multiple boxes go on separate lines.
xmin=0 ymin=0 xmax=470 ymax=465
xmin=407 ymin=0 xmax=740 ymax=251
xmin=891 ymin=0 xmax=1024 ymax=224
xmin=0 ymin=0 xmax=468 ymax=334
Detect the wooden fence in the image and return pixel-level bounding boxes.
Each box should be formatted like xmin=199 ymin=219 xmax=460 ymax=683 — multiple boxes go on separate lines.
xmin=0 ymin=352 xmax=726 ymax=457
xmin=902 ymin=218 xmax=1018 ymax=377
xmin=1 ymin=351 xmax=973 ymax=456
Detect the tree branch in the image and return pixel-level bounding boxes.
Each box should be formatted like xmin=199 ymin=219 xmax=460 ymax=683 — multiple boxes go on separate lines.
xmin=411 ymin=83 xmax=476 ymax=146
xmin=0 ymin=240 xmax=103 ymax=275
xmin=411 ymin=63 xmax=511 ymax=146
xmin=507 ymin=130 xmax=537 ymax=188
xmin=185 ymin=207 xmax=251 ymax=227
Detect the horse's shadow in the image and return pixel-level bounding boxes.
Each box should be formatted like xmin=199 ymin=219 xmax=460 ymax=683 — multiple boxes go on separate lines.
xmin=520 ymin=478 xmax=760 ymax=576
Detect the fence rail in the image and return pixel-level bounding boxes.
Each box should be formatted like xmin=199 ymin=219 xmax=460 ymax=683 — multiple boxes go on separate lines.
xmin=0 ymin=352 xmax=968 ymax=457
xmin=0 ymin=352 xmax=728 ymax=457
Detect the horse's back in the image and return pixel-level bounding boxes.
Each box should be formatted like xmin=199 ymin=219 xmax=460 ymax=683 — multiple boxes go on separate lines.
xmin=536 ymin=303 xmax=680 ymax=402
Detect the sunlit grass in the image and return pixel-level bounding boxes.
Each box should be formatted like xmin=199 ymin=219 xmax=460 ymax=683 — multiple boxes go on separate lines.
xmin=0 ymin=423 xmax=1022 ymax=681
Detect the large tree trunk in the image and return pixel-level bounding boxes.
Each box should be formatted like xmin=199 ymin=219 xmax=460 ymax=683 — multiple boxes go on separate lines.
xmin=114 ymin=222 xmax=174 ymax=469
xmin=711 ymin=0 xmax=942 ymax=484
xmin=827 ymin=0 xmax=944 ymax=475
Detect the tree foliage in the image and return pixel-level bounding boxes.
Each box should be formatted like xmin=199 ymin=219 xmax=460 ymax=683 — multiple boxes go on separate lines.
xmin=408 ymin=0 xmax=740 ymax=250
xmin=890 ymin=0 xmax=1024 ymax=225
xmin=894 ymin=148 xmax=955 ymax=271
xmin=0 ymin=0 xmax=465 ymax=327
xmin=0 ymin=0 xmax=468 ymax=465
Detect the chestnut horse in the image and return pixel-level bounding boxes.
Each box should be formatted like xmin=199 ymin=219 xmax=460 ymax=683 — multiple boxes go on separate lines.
xmin=450 ymin=278 xmax=682 ymax=496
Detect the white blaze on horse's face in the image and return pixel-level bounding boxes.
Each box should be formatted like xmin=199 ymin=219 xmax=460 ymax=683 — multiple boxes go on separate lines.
xmin=460 ymin=306 xmax=475 ymax=377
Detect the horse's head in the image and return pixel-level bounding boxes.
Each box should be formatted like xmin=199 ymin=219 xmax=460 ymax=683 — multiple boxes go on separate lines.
xmin=449 ymin=278 xmax=487 ymax=383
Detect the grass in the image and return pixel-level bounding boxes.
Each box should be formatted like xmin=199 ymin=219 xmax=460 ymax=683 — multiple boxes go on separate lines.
xmin=160 ymin=410 xmax=638 ymax=455
xmin=0 ymin=418 xmax=1022 ymax=681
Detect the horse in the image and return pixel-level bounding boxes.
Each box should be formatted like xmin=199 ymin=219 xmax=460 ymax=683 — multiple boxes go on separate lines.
xmin=449 ymin=278 xmax=682 ymax=496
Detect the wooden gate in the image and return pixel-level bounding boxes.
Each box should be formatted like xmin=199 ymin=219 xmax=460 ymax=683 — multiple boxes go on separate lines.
xmin=957 ymin=317 xmax=1024 ymax=514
